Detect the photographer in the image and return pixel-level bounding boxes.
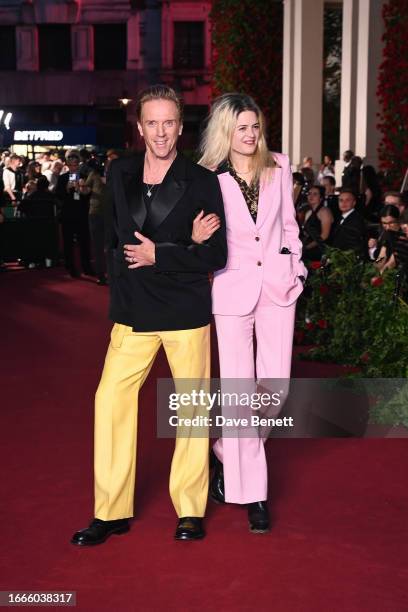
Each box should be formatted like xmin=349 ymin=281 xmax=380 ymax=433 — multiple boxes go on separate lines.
xmin=55 ymin=151 xmax=93 ymax=278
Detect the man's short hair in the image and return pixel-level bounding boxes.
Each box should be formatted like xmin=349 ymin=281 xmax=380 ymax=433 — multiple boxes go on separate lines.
xmin=9 ymin=153 xmax=21 ymax=162
xmin=384 ymin=191 xmax=403 ymax=204
xmin=66 ymin=149 xmax=80 ymax=161
xmin=339 ymin=188 xmax=357 ymax=199
xmin=323 ymin=175 xmax=336 ymax=186
xmin=136 ymin=84 xmax=183 ymax=121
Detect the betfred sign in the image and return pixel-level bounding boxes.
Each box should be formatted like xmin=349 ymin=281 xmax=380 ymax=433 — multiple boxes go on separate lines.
xmin=14 ymin=130 xmax=64 ymax=142
xmin=1 ymin=125 xmax=97 ymax=146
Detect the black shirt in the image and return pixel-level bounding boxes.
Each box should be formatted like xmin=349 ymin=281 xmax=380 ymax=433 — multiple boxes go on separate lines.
xmin=142 ymin=182 xmax=161 ymax=206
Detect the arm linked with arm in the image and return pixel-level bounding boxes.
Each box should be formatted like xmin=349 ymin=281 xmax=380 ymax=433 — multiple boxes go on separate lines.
xmin=154 ymin=173 xmax=227 ymax=273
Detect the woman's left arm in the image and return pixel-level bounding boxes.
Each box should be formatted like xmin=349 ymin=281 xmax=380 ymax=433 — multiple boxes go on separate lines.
xmin=280 ymin=154 xmax=308 ymax=278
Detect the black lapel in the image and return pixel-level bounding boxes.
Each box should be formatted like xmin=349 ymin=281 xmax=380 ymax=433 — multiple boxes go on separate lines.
xmin=145 ymin=153 xmax=189 ymax=232
xmin=121 ymin=155 xmax=145 ymax=229
xmin=335 ymin=210 xmax=355 ymax=234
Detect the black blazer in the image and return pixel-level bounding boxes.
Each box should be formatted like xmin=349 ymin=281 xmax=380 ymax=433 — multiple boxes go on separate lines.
xmin=331 ymin=210 xmax=368 ymax=259
xmin=55 ymin=173 xmax=89 ymax=222
xmin=342 ymin=164 xmax=360 ymax=194
xmin=105 ymin=152 xmax=227 ymax=332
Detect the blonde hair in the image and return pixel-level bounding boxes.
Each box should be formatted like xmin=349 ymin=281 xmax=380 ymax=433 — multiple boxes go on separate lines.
xmin=198 ymin=93 xmax=276 ymax=185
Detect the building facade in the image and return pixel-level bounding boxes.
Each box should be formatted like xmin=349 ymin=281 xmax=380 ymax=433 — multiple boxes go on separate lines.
xmin=0 ymin=0 xmax=212 ymax=156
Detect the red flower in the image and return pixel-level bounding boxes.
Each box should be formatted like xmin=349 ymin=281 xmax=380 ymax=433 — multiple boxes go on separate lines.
xmin=371 ymin=276 xmax=384 ymax=287
xmin=319 ymin=284 xmax=329 ymax=295
xmin=310 ymin=261 xmax=322 ymax=270
xmin=360 ymin=351 xmax=370 ymax=364
xmin=317 ymin=319 xmax=328 ymax=329
xmin=306 ymin=322 xmax=315 ymax=331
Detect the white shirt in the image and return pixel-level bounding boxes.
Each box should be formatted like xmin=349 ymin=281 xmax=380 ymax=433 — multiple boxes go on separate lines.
xmin=3 ymin=167 xmax=16 ymax=192
xmin=340 ymin=209 xmax=355 ymax=224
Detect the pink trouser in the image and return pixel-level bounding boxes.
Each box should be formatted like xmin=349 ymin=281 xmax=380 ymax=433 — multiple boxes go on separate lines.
xmin=213 ymin=289 xmax=296 ymax=504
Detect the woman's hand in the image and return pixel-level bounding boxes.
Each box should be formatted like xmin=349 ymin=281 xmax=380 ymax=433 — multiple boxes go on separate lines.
xmin=192 ymin=210 xmax=221 ymax=244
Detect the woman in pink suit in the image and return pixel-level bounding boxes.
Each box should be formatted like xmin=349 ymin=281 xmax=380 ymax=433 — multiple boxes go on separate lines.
xmin=197 ymin=93 xmax=307 ymax=532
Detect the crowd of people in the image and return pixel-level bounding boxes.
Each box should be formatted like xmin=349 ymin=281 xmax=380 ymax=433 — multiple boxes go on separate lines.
xmin=294 ymin=150 xmax=408 ymax=286
xmin=1 ymin=145 xmax=408 ymax=290
xmin=0 ymin=147 xmax=119 ymax=283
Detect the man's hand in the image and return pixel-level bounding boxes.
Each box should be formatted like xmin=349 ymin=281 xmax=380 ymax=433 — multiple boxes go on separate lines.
xmin=124 ymin=232 xmax=156 ymax=268
xmin=192 ymin=210 xmax=221 ymax=244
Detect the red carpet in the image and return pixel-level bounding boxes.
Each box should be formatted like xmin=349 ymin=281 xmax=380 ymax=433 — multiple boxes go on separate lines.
xmin=1 ymin=268 xmax=407 ymax=611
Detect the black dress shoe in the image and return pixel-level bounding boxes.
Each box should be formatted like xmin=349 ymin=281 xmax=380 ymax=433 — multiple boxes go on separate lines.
xmin=174 ymin=517 xmax=205 ymax=541
xmin=248 ymin=502 xmax=270 ymax=534
xmin=71 ymin=518 xmax=130 ymax=546
xmin=209 ymin=449 xmax=225 ymax=504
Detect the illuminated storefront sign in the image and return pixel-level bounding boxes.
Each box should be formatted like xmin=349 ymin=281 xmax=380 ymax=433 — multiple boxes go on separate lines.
xmin=1 ymin=125 xmax=97 ymax=146
xmin=14 ymin=130 xmax=64 ymax=142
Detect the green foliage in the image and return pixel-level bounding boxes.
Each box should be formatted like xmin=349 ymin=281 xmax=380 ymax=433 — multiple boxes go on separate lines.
xmin=210 ymin=0 xmax=283 ymax=148
xmin=296 ymin=248 xmax=408 ymax=378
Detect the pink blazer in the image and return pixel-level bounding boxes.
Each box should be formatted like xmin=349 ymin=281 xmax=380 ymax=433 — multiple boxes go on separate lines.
xmin=212 ymin=152 xmax=307 ymax=315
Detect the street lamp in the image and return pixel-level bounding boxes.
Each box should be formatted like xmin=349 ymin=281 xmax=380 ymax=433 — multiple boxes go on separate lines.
xmin=118 ymin=92 xmax=132 ymax=107
xmin=118 ymin=92 xmax=133 ymax=148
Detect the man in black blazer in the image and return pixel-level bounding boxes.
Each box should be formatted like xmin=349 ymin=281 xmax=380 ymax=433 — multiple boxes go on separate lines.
xmin=332 ymin=189 xmax=368 ymax=259
xmin=55 ymin=151 xmax=93 ymax=277
xmin=72 ymin=85 xmax=227 ymax=546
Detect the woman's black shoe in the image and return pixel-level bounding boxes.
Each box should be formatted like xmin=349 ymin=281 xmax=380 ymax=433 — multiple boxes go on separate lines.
xmin=71 ymin=518 xmax=130 ymax=546
xmin=209 ymin=449 xmax=225 ymax=504
xmin=248 ymin=501 xmax=270 ymax=533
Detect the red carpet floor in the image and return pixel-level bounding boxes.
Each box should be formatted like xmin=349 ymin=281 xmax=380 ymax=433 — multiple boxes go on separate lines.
xmin=1 ymin=268 xmax=407 ymax=611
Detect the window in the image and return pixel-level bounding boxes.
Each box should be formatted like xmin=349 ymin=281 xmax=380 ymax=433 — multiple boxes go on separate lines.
xmin=38 ymin=25 xmax=72 ymax=71
xmin=94 ymin=24 xmax=127 ymax=70
xmin=173 ymin=22 xmax=204 ymax=69
xmin=0 ymin=26 xmax=16 ymax=70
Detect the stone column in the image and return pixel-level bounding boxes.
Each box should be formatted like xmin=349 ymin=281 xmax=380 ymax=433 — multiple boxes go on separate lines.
xmin=282 ymin=0 xmax=324 ymax=168
xmin=336 ymin=0 xmax=385 ymax=183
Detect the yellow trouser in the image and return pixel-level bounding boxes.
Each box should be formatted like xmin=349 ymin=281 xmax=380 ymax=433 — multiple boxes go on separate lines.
xmin=94 ymin=322 xmax=210 ymax=520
